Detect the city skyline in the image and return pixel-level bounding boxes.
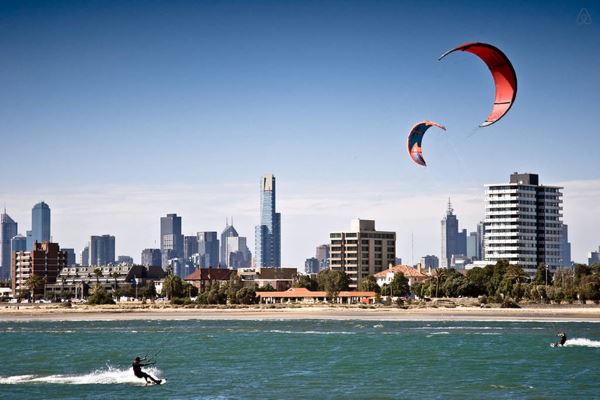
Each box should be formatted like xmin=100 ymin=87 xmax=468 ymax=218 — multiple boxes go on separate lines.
xmin=0 ymin=1 xmax=598 ymax=269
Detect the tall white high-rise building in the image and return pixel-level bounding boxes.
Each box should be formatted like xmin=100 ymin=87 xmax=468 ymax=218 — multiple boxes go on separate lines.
xmin=484 ymin=173 xmax=563 ymax=275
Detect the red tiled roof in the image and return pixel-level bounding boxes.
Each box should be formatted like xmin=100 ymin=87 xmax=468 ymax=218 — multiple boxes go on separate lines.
xmin=256 ymin=287 xmax=376 ymax=298
xmin=374 ymin=265 xmax=427 ymax=278
xmin=184 ymin=268 xmax=234 ymax=281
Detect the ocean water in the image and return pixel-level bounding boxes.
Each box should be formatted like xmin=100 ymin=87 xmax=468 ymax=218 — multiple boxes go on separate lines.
xmin=1 ymin=319 xmax=600 ymax=399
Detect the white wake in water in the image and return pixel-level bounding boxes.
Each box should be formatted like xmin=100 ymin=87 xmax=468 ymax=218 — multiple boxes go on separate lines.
xmin=0 ymin=366 xmax=162 ymax=385
xmin=564 ymin=338 xmax=600 ymax=348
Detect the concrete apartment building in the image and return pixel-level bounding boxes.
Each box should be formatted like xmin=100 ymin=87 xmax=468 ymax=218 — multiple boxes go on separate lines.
xmin=330 ymin=219 xmax=396 ymax=289
xmin=484 ymin=172 xmax=563 ymax=276
xmin=12 ymin=242 xmax=68 ymax=297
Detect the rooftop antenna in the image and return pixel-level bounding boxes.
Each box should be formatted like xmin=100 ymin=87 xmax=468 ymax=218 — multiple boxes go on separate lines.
xmin=447 ymin=197 xmax=453 ymax=215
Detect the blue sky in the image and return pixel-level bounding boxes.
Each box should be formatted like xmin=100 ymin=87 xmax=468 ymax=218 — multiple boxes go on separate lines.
xmin=1 ymin=0 xmax=598 ymax=265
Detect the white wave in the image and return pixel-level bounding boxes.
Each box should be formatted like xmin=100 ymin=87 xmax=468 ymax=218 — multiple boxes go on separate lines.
xmin=564 ymin=338 xmax=600 ymax=348
xmin=429 ymin=331 xmax=450 ymax=335
xmin=268 ymin=329 xmax=355 ymax=335
xmin=0 ymin=366 xmax=162 ymax=385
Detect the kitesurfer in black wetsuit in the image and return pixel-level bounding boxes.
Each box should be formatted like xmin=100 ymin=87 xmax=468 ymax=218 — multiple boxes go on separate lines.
xmin=132 ymin=357 xmax=161 ymax=384
xmin=554 ymin=332 xmax=567 ymax=347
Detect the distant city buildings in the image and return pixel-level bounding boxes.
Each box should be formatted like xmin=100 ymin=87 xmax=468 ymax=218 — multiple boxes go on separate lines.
xmin=304 ymin=257 xmax=320 ymax=274
xmin=466 ymin=231 xmax=481 ymax=261
xmin=183 ymin=235 xmax=198 ymax=261
xmin=117 ymin=255 xmax=134 ymax=265
xmin=226 ymin=236 xmax=252 ymax=268
xmin=11 ymin=235 xmax=27 ymax=254
xmin=441 ymin=199 xmax=467 ymax=268
xmin=220 ymin=220 xmax=238 ymax=267
xmin=26 ymin=201 xmax=51 ymax=250
xmin=315 ymin=244 xmax=330 ymax=271
xmin=484 ymin=172 xmax=563 ymax=275
xmin=589 ymin=246 xmax=600 ymax=265
xmin=12 ymin=242 xmax=67 ymax=297
xmin=160 ymin=213 xmax=183 ymax=268
xmin=255 ymin=174 xmax=281 ymax=268
xmin=141 ymin=248 xmax=162 ymax=267
xmin=559 ymin=224 xmax=572 ymax=267
xmin=330 ymin=219 xmax=396 ymax=289
xmin=0 ymin=209 xmax=18 ymax=280
xmin=420 ymin=255 xmax=439 ymax=269
xmin=89 ymin=235 xmax=116 ymax=266
xmin=62 ymin=248 xmax=77 ymax=266
xmin=80 ymin=246 xmax=89 ymax=267
xmin=197 ymin=231 xmax=219 ymax=268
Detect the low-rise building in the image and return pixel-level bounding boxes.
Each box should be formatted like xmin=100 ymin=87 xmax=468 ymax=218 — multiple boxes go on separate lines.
xmin=184 ymin=268 xmax=235 ymax=292
xmin=12 ymin=242 xmax=68 ymax=297
xmin=374 ymin=265 xmax=428 ymax=287
xmin=237 ymin=267 xmax=298 ymax=290
xmin=256 ymin=287 xmax=376 ymax=304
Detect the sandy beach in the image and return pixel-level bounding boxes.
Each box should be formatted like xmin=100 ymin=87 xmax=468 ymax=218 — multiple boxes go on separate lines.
xmin=2 ymin=303 xmax=600 ymax=322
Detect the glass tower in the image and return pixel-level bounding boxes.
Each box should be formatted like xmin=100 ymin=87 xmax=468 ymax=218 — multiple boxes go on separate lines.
xmin=0 ymin=210 xmax=18 ymax=280
xmin=255 ymin=174 xmax=281 ymax=268
xmin=27 ymin=201 xmax=51 ymax=249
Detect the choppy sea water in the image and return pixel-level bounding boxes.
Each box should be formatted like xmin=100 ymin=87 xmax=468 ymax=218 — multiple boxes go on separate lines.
xmin=1 ymin=319 xmax=599 ymax=399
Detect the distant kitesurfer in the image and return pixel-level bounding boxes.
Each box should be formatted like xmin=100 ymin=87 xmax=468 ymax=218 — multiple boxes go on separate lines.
xmin=132 ymin=356 xmax=161 ymax=384
xmin=554 ymin=332 xmax=567 ymax=347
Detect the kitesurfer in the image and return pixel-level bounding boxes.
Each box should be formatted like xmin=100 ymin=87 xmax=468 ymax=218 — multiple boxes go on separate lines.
xmin=132 ymin=356 xmax=161 ymax=384
xmin=557 ymin=332 xmax=567 ymax=346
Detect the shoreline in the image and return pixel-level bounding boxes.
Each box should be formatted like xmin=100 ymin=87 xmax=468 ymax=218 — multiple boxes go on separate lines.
xmin=2 ymin=304 xmax=600 ymax=322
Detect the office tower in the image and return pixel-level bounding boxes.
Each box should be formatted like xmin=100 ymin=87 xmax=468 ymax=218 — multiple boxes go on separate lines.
xmin=62 ymin=248 xmax=76 ymax=266
xmin=441 ymin=199 xmax=467 ymax=268
xmin=81 ymin=246 xmax=89 ymax=266
xmin=183 ymin=236 xmax=198 ymax=260
xmin=559 ymin=224 xmax=572 ymax=267
xmin=197 ymin=231 xmax=219 ymax=268
xmin=141 ymin=248 xmax=162 ymax=267
xmin=255 ymin=174 xmax=281 ymax=268
xmin=330 ymin=219 xmax=396 ymax=289
xmin=477 ymin=222 xmax=485 ymax=260
xmin=305 ymin=257 xmax=320 ymax=274
xmin=466 ymin=232 xmax=481 ymax=261
xmin=315 ymin=244 xmax=330 ymax=271
xmin=420 ymin=255 xmax=439 ymax=269
xmin=588 ymin=246 xmax=600 ymax=265
xmin=26 ymin=201 xmax=51 ymax=250
xmin=11 ymin=235 xmax=27 ymax=253
xmin=0 ymin=209 xmax=18 ymax=280
xmin=89 ymin=235 xmax=116 ymax=266
xmin=226 ymin=235 xmax=252 ymax=268
xmin=117 ymin=256 xmax=134 ymax=265
xmin=220 ymin=220 xmax=239 ymax=267
xmin=484 ymin=172 xmax=563 ymax=275
xmin=12 ymin=242 xmax=67 ymax=297
xmin=160 ymin=213 xmax=183 ymax=267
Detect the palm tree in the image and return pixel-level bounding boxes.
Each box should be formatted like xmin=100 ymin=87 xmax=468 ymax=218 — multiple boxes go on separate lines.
xmin=432 ymin=268 xmax=445 ymax=298
xmin=93 ymin=268 xmax=102 ymax=286
xmin=25 ymin=274 xmax=44 ymax=302
xmin=111 ymin=271 xmax=119 ymax=292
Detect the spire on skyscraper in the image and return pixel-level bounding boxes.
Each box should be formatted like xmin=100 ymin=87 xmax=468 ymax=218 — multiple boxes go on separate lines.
xmin=447 ymin=197 xmax=454 ymax=215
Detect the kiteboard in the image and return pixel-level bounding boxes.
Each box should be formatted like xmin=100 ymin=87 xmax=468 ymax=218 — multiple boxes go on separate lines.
xmin=148 ymin=379 xmax=166 ymax=386
xmin=550 ymin=343 xmax=562 ymax=348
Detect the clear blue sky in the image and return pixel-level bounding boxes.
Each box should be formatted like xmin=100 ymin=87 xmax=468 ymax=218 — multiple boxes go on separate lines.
xmin=1 ymin=0 xmax=598 ymax=265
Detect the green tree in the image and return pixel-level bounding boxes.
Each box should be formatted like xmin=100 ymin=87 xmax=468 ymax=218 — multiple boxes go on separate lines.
xmin=162 ymin=274 xmax=184 ymax=299
xmin=389 ymin=272 xmax=410 ymax=297
xmin=533 ymin=264 xmax=550 ymax=285
xmin=501 ymin=264 xmax=529 ymax=301
xmin=358 ymin=275 xmax=380 ymax=293
xmin=236 ymin=287 xmax=257 ymax=304
xmin=294 ymin=275 xmax=318 ymax=290
xmin=93 ymin=268 xmax=103 ymax=286
xmin=25 ymin=274 xmax=44 ymax=301
xmin=316 ymin=269 xmax=350 ymax=300
xmin=257 ymin=283 xmax=276 ymax=292
xmin=87 ymin=285 xmax=115 ymax=305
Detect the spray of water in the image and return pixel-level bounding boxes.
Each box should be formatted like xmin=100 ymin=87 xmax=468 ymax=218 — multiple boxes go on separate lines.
xmin=0 ymin=365 xmax=162 ymax=385
xmin=564 ymin=338 xmax=600 ymax=348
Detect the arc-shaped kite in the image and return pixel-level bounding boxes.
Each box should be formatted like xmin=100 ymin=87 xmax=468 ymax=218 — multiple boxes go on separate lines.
xmin=407 ymin=121 xmax=446 ymax=167
xmin=439 ymin=42 xmax=517 ymax=127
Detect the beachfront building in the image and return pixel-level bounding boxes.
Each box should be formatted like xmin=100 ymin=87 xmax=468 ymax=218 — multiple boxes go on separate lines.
xmin=256 ymin=287 xmax=376 ymax=304
xmin=184 ymin=268 xmax=235 ymax=292
xmin=374 ymin=265 xmax=428 ymax=288
xmin=329 ymin=219 xmax=396 ymax=289
xmin=484 ymin=172 xmax=563 ymax=276
xmin=237 ymin=267 xmax=298 ymax=290
xmin=11 ymin=242 xmax=68 ymax=298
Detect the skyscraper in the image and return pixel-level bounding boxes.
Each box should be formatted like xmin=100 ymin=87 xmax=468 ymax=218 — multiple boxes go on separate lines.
xmin=160 ymin=213 xmax=183 ymax=268
xmin=0 ymin=209 xmax=18 ymax=280
xmin=315 ymin=244 xmax=330 ymax=271
xmin=440 ymin=199 xmax=467 ymax=268
xmin=484 ymin=172 xmax=563 ymax=275
xmin=226 ymin=235 xmax=252 ymax=268
xmin=255 ymin=174 xmax=281 ymax=268
xmin=11 ymin=235 xmax=27 ymax=253
xmin=141 ymin=248 xmax=162 ymax=267
xmin=26 ymin=201 xmax=51 ymax=250
xmin=89 ymin=235 xmax=116 ymax=266
xmin=220 ymin=220 xmax=239 ymax=267
xmin=61 ymin=248 xmax=77 ymax=266
xmin=183 ymin=236 xmax=198 ymax=260
xmin=81 ymin=246 xmax=89 ymax=266
xmin=466 ymin=231 xmax=481 ymax=261
xmin=197 ymin=231 xmax=219 ymax=268
xmin=559 ymin=224 xmax=572 ymax=267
